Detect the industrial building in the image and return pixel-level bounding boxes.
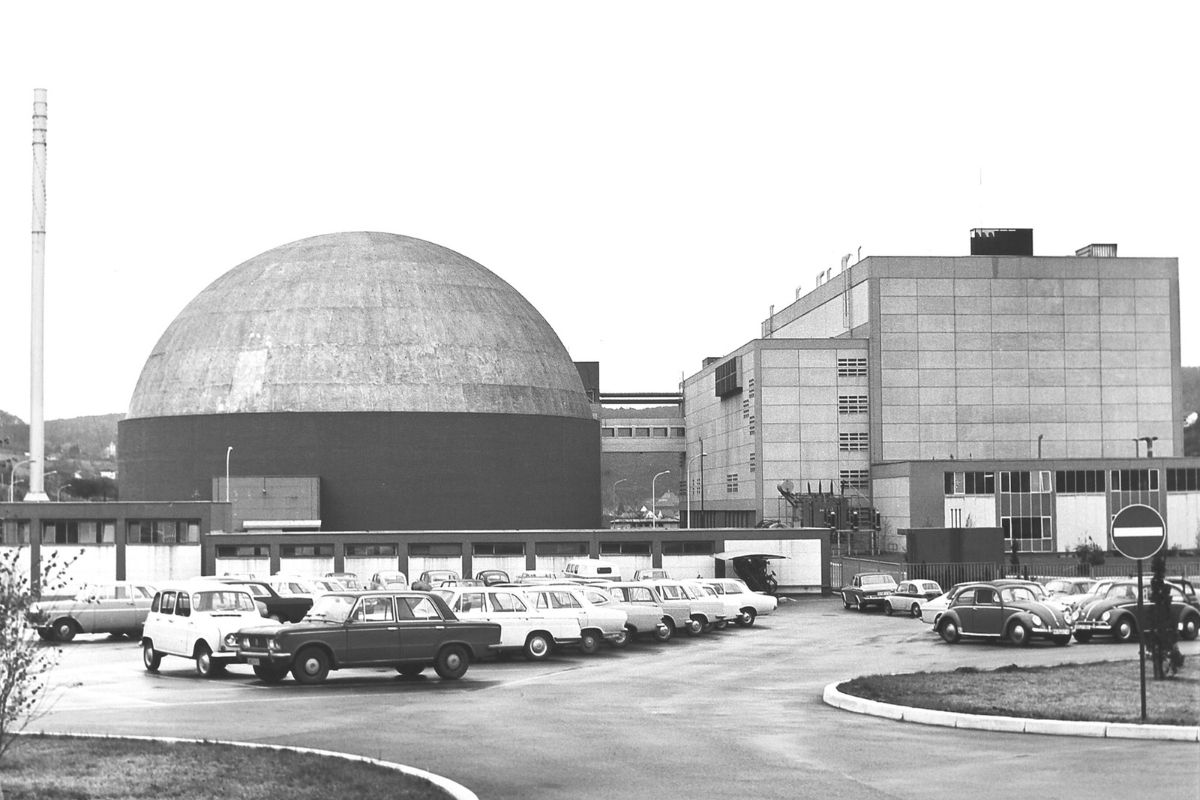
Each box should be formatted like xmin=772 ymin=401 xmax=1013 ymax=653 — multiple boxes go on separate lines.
xmin=681 ymin=229 xmax=1200 ymax=553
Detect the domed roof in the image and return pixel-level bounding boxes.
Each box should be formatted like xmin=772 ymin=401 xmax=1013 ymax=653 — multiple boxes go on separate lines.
xmin=128 ymin=232 xmax=593 ymax=420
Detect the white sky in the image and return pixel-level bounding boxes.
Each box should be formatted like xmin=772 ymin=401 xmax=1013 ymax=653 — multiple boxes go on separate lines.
xmin=1 ymin=2 xmax=1196 ymax=421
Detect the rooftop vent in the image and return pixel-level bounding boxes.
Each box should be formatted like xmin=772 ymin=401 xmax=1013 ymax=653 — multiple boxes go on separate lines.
xmin=970 ymin=228 xmax=1033 ymax=256
xmin=1074 ymin=243 xmax=1118 ymax=258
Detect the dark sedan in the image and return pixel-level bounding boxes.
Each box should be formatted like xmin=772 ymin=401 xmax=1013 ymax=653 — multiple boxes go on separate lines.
xmin=1072 ymin=580 xmax=1200 ymax=643
xmin=937 ymin=582 xmax=1073 ymax=646
xmin=840 ymin=573 xmax=898 ymax=612
xmin=236 ymin=591 xmax=501 ymax=684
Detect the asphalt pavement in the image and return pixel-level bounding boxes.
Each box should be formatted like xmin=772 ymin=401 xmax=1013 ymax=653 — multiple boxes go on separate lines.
xmin=30 ymin=596 xmax=1200 ymax=800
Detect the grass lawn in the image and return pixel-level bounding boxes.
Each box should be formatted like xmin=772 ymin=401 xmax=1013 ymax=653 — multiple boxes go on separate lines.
xmin=839 ymin=658 xmax=1200 ymax=726
xmin=0 ymin=736 xmax=454 ymax=800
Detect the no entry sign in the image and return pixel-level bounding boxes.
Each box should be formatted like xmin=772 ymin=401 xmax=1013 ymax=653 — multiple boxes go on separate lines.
xmin=1110 ymin=504 xmax=1167 ymax=560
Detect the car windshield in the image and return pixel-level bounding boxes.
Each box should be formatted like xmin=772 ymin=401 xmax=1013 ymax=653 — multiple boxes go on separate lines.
xmin=192 ymin=591 xmax=256 ymax=613
xmin=999 ymin=586 xmax=1037 ymax=603
xmin=306 ymin=594 xmax=357 ymax=623
xmin=861 ymin=575 xmax=895 ymax=587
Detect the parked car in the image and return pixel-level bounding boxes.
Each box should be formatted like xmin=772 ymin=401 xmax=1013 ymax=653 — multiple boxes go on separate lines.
xmin=937 ymin=582 xmax=1074 ymax=646
xmin=1042 ymin=577 xmax=1099 ymax=609
xmin=475 ymin=570 xmax=511 ymax=586
xmin=610 ymin=580 xmax=700 ymax=637
xmin=514 ymin=570 xmax=561 ymax=585
xmin=142 ymin=581 xmax=264 ymax=677
xmin=520 ymin=585 xmax=628 ymax=652
xmin=368 ymin=571 xmax=409 ymax=590
xmin=633 ymin=568 xmax=671 ymax=581
xmin=235 ymin=591 xmax=501 ymax=684
xmin=681 ymin=580 xmax=736 ymax=630
xmin=324 ymin=572 xmax=364 ymax=590
xmin=575 ymin=584 xmax=667 ymax=642
xmin=217 ymin=578 xmax=312 ymax=623
xmin=416 ymin=570 xmax=460 ymax=588
xmin=1072 ymin=580 xmax=1200 ymax=643
xmin=840 ymin=573 xmax=899 ymax=612
xmin=605 ymin=583 xmax=674 ymax=641
xmin=437 ymin=578 xmax=484 ymax=589
xmin=701 ymin=578 xmax=778 ymax=626
xmin=432 ymin=585 xmax=582 ymax=660
xmin=28 ymin=581 xmax=156 ymax=641
xmin=883 ymin=579 xmax=943 ymax=617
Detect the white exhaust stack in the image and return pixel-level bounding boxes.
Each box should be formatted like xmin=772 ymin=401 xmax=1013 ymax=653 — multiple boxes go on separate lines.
xmin=26 ymin=88 xmax=49 ymax=502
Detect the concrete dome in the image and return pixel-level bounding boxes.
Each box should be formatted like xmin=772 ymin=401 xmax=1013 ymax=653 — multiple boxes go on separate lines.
xmin=128 ymin=232 xmax=591 ymax=420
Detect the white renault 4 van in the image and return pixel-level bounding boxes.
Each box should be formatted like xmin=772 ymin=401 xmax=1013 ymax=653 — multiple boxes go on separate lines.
xmin=562 ymin=558 xmax=623 ymax=581
xmin=142 ymin=580 xmax=264 ymax=677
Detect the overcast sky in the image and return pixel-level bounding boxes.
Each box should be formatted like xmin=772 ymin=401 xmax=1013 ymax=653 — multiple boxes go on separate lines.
xmin=1 ymin=2 xmax=1196 ymax=421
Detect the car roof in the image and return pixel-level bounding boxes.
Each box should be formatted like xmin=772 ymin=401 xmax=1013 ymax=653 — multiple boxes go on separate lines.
xmin=155 ymin=579 xmax=254 ymax=591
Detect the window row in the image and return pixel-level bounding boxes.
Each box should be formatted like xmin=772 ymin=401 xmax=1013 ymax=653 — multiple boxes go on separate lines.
xmin=837 ymin=357 xmax=868 ymax=377
xmin=1167 ymin=469 xmax=1200 ymax=493
xmin=999 ymin=471 xmax=1053 ymax=494
xmin=1 ymin=518 xmax=202 ymax=546
xmin=839 ymin=432 xmax=868 ymax=451
xmin=1002 ymin=515 xmax=1052 ymax=541
xmin=838 ymin=395 xmax=868 ymax=414
xmin=726 ymin=473 xmax=739 ymax=493
xmin=840 ymin=469 xmax=869 ymax=490
xmin=1055 ymin=470 xmax=1106 ymax=495
xmin=1110 ymin=469 xmax=1159 ymax=492
xmin=602 ymin=426 xmax=686 ymax=438
xmin=944 ymin=471 xmax=995 ymax=496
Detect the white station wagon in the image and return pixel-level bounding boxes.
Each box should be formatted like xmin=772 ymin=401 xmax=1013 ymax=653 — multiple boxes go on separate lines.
xmin=433 ymin=585 xmax=581 ymax=660
xmin=142 ymin=580 xmax=264 ymax=677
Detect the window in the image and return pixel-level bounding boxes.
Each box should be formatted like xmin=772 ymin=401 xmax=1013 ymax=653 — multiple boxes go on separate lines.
xmin=840 ymin=469 xmax=869 ymax=490
xmin=838 ymin=395 xmax=868 ymax=414
xmin=715 ymin=357 xmax=742 ymax=398
xmin=2 ymin=520 xmax=30 ymax=545
xmin=616 ymin=427 xmax=633 ymax=438
xmin=670 ymin=427 xmax=685 ymax=438
xmin=1055 ymin=470 xmax=1106 ymax=494
xmin=159 ymin=591 xmax=176 ymax=615
xmin=175 ymin=592 xmax=191 ymax=617
xmin=408 ymin=543 xmax=461 ymax=557
xmin=600 ymin=541 xmax=651 ymax=555
xmin=1167 ymin=468 xmax=1200 ymax=492
xmin=1002 ymin=516 xmax=1052 ymax=542
xmin=945 ymin=472 xmax=996 ymax=495
xmin=662 ymin=540 xmax=714 ymax=555
xmin=127 ymin=519 xmax=201 ymax=544
xmin=652 ymin=427 xmax=669 ymax=437
xmin=602 ymin=427 xmax=616 ymax=438
xmin=354 ymin=596 xmax=395 ymax=622
xmin=837 ymin=357 xmax=868 ymax=377
xmin=549 ymin=591 xmax=581 ymax=609
xmin=726 ymin=473 xmax=739 ymax=493
xmin=401 ymin=596 xmax=441 ymax=620
xmin=488 ymin=592 xmax=527 ymax=613
xmin=839 ymin=432 xmax=868 ymax=451
xmin=473 ymin=542 xmax=524 ymax=556
xmin=535 ymin=541 xmax=588 ymax=556
xmin=216 ymin=545 xmax=268 ymax=558
xmin=634 ymin=427 xmax=651 ymax=437
xmin=1110 ymin=469 xmax=1160 ymax=492
xmin=280 ymin=544 xmax=333 ymax=558
xmin=345 ymin=544 xmax=397 ymax=557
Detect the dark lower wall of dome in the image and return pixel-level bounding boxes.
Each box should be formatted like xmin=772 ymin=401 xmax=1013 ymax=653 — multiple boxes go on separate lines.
xmin=118 ymin=412 xmax=600 ymax=530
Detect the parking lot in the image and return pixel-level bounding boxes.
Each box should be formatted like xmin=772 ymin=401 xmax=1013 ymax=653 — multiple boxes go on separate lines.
xmin=31 ymin=596 xmax=1200 ymax=800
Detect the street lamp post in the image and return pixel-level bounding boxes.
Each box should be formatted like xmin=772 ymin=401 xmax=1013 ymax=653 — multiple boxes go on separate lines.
xmin=225 ymin=446 xmax=233 ymax=502
xmin=651 ymin=471 xmax=670 ymax=528
xmin=612 ymin=478 xmax=628 ymax=510
xmin=686 ymin=452 xmax=707 ymax=530
xmin=7 ymin=459 xmax=33 ymax=503
xmin=1140 ymin=435 xmax=1159 ymax=458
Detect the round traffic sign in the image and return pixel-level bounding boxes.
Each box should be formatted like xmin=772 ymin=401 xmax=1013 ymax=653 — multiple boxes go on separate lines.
xmin=1110 ymin=504 xmax=1167 ymax=560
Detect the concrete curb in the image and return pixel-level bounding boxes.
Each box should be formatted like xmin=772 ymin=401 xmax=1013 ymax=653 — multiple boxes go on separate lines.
xmin=822 ymin=680 xmax=1200 ymax=741
xmin=16 ymin=731 xmax=479 ymax=800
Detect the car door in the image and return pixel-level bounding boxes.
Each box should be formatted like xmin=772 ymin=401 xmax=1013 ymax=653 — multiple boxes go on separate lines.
xmin=154 ymin=591 xmax=181 ymax=653
xmin=969 ymin=587 xmax=1004 ymax=636
xmin=485 ymin=590 xmax=533 ymax=648
xmin=344 ymin=596 xmax=399 ymax=665
xmin=396 ymin=595 xmax=447 ymax=661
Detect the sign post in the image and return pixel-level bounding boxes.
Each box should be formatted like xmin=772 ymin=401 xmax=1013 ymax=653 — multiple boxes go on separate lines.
xmin=1110 ymin=504 xmax=1167 ymax=722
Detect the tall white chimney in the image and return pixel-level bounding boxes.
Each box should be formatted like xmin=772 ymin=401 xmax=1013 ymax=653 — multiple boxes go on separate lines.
xmin=27 ymin=89 xmax=49 ymax=502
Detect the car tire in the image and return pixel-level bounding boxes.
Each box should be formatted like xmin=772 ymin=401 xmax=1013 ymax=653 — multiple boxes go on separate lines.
xmin=1007 ymin=620 xmax=1031 ymax=647
xmin=194 ymin=643 xmax=221 ymax=678
xmin=253 ymin=663 xmax=288 ymax=684
xmin=686 ymin=618 xmax=703 ymax=636
xmin=524 ymin=632 xmax=552 ymax=661
xmin=142 ymin=642 xmax=162 ymax=672
xmin=397 ymin=664 xmax=425 ymax=677
xmin=1073 ymin=631 xmax=1093 ymax=643
xmin=53 ymin=619 xmax=77 ymax=642
xmin=938 ymin=619 xmax=960 ymax=644
xmin=736 ymin=609 xmax=756 ymax=627
xmin=292 ymin=646 xmax=331 ymax=684
xmin=1113 ymin=616 xmax=1137 ymax=643
xmin=1181 ymin=616 xmax=1199 ymax=641
xmin=842 ymin=593 xmax=851 ymax=610
xmin=578 ymin=630 xmax=601 ymax=655
xmin=655 ymin=620 xmax=674 ymax=642
xmin=611 ymin=628 xmax=631 ymax=648
xmin=910 ymin=603 xmax=921 ymax=618
xmin=884 ymin=602 xmax=894 ymax=616
xmin=36 ymin=627 xmax=54 ymax=641
xmin=713 ymin=620 xmax=727 ymax=631
xmin=434 ymin=645 xmax=470 ymax=680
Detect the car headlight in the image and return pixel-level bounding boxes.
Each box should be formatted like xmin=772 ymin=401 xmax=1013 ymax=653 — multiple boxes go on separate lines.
xmin=224 ymin=633 xmax=239 ymax=649
xmin=1100 ymin=611 xmax=1111 ymax=622
xmin=268 ymin=639 xmax=280 ymax=652
xmin=1029 ymin=614 xmax=1045 ymax=628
